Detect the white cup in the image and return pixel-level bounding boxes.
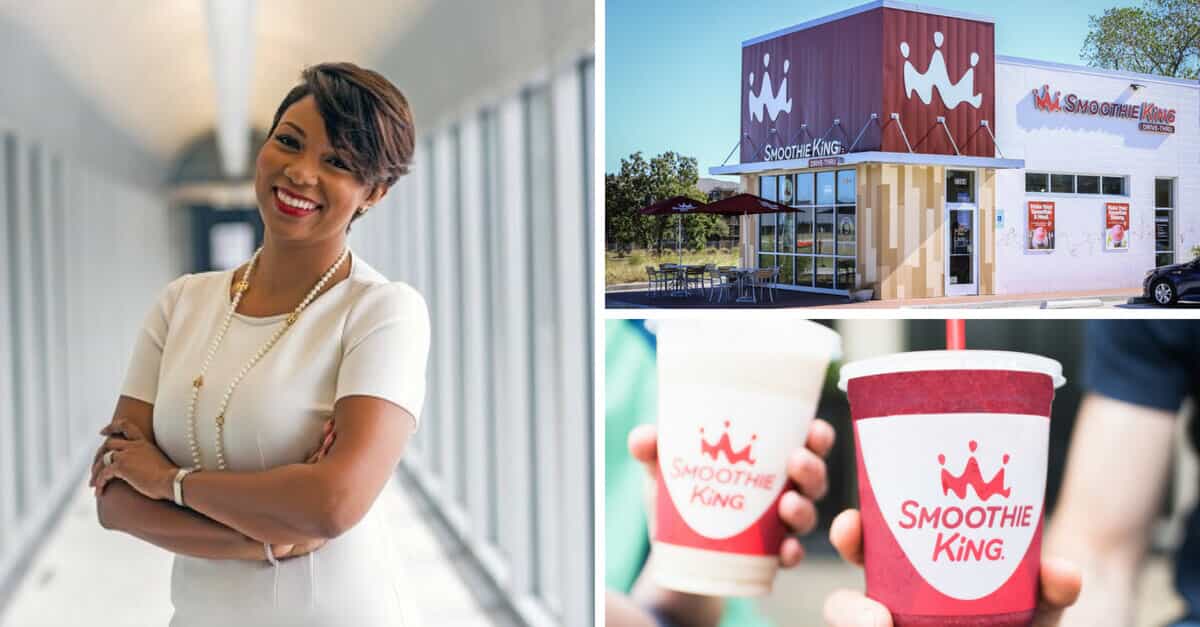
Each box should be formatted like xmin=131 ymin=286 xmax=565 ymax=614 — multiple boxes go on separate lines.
xmin=651 ymin=319 xmax=841 ymax=596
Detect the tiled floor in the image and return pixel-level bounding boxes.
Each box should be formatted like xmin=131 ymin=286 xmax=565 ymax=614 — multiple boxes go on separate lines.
xmin=0 ymin=473 xmax=508 ymax=627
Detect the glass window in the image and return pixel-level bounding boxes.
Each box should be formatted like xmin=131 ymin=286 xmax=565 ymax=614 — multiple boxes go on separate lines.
xmin=1050 ymin=174 xmax=1074 ymax=194
xmin=1025 ymin=173 xmax=1048 ymax=193
xmin=1076 ymin=175 xmax=1100 ymax=194
xmin=946 ymin=170 xmax=974 ymax=203
xmin=795 ymin=207 xmax=814 ymax=253
xmin=816 ymin=171 xmax=836 ymax=205
xmin=836 ymin=207 xmax=856 ymax=258
xmin=795 ymin=172 xmax=814 ymax=205
xmin=758 ymin=213 xmax=776 ymax=253
xmin=777 ymin=211 xmax=795 ymax=253
xmin=1156 ymin=178 xmax=1174 ymax=208
xmin=776 ymin=255 xmax=794 ymax=285
xmin=815 ymin=256 xmax=835 ymax=289
xmin=836 ymin=258 xmax=856 ymax=290
xmin=815 ymin=207 xmax=835 ymax=255
xmin=758 ymin=253 xmax=775 ymax=271
xmin=760 ymin=175 xmax=777 ymax=202
xmin=836 ymin=169 xmax=856 ymax=204
xmin=778 ymin=175 xmax=794 ymax=206
xmin=1157 ymin=253 xmax=1176 ymax=267
xmin=795 ymin=256 xmax=814 ymax=287
xmin=1102 ymin=176 xmax=1125 ymax=196
xmin=1156 ymin=210 xmax=1172 ymax=252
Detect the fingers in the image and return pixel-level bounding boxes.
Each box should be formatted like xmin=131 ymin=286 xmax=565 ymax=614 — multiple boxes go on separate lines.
xmin=779 ymin=536 xmax=806 ymax=568
xmin=807 ymin=418 xmax=837 ymax=458
xmin=829 ymin=509 xmax=865 ymax=567
xmin=627 ymin=424 xmax=659 ymax=478
xmin=779 ymin=490 xmax=818 ymax=536
xmin=1034 ymin=556 xmax=1083 ymax=627
xmin=786 ymin=446 xmax=828 ymax=500
xmin=100 ymin=418 xmax=144 ymax=441
xmin=93 ymin=465 xmax=118 ymax=497
xmin=822 ymin=588 xmax=892 ymax=627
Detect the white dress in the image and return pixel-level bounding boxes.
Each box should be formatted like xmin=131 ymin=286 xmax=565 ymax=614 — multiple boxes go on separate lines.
xmin=119 ymin=251 xmax=430 ymax=627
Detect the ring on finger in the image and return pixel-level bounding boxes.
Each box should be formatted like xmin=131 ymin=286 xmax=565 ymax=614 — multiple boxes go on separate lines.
xmin=103 ymin=450 xmax=115 ymax=467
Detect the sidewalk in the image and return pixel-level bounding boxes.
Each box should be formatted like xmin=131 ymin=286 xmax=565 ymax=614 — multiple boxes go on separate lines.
xmin=822 ymin=287 xmax=1143 ymax=309
xmin=0 ymin=473 xmax=511 ymax=627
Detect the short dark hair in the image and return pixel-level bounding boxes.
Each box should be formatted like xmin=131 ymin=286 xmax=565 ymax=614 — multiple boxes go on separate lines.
xmin=267 ymin=62 xmax=415 ymax=226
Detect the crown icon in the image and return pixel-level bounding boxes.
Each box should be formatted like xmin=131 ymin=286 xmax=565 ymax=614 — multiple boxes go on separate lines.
xmin=899 ymin=31 xmax=982 ymax=109
xmin=747 ymin=52 xmax=792 ymax=123
xmin=700 ymin=420 xmax=757 ymax=465
xmin=1032 ymin=84 xmax=1062 ymax=112
xmin=938 ymin=440 xmax=1010 ymax=501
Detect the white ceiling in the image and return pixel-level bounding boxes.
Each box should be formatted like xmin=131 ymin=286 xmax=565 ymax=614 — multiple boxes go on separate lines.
xmin=0 ymin=0 xmax=429 ymax=162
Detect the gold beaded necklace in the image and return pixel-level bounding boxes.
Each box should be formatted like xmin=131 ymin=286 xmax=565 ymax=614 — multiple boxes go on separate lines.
xmin=185 ymin=245 xmax=350 ymax=470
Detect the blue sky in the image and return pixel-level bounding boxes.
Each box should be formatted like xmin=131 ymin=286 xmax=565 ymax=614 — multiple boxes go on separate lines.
xmin=605 ymin=0 xmax=1139 ymax=176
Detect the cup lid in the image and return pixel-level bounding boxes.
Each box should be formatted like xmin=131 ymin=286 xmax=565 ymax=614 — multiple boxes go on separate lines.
xmin=837 ymin=350 xmax=1066 ymax=391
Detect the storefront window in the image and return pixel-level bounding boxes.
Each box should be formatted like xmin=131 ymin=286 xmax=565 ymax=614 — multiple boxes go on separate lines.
xmin=759 ymin=254 xmax=774 ymax=272
xmin=796 ymin=256 xmax=814 ymax=287
xmin=837 ymin=169 xmax=856 ymax=204
xmin=1102 ymin=177 xmax=1125 ymax=195
xmin=836 ymin=207 xmax=856 ymax=257
xmin=816 ymin=171 xmax=836 ymax=205
xmin=795 ymin=207 xmax=814 ymax=253
xmin=1156 ymin=178 xmax=1175 ymax=265
xmin=795 ymin=172 xmax=814 ymax=205
xmin=815 ymin=207 xmax=835 ymax=255
xmin=837 ymin=258 xmax=856 ymax=290
xmin=1076 ymin=175 xmax=1100 ymax=194
xmin=815 ymin=256 xmax=835 ymax=289
xmin=777 ymin=211 xmax=795 ymax=254
xmin=779 ymin=174 xmax=794 ymax=206
xmin=947 ymin=170 xmax=974 ymax=203
xmin=776 ymin=255 xmax=794 ymax=284
xmin=1050 ymin=174 xmax=1074 ymax=194
xmin=760 ymin=175 xmax=777 ymax=201
xmin=1025 ymin=173 xmax=1048 ymax=193
xmin=759 ymin=212 xmax=776 ymax=253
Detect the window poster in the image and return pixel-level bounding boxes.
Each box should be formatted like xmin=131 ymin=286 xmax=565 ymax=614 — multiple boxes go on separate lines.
xmin=1105 ymin=202 xmax=1130 ymax=251
xmin=1027 ymin=201 xmax=1055 ymax=251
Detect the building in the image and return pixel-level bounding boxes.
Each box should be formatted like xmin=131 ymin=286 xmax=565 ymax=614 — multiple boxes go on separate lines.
xmin=710 ymin=0 xmax=1199 ymax=299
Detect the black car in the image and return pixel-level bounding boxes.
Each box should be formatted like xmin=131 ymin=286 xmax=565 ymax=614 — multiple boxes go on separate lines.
xmin=1143 ymin=257 xmax=1200 ymax=306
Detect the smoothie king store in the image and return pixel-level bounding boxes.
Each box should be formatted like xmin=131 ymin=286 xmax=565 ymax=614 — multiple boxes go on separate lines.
xmin=710 ymin=1 xmax=1199 ymax=300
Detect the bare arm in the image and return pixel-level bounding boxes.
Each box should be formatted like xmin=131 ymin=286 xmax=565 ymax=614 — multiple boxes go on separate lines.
xmin=1046 ymin=393 xmax=1175 ymax=627
xmin=94 ymin=396 xmax=267 ymax=560
xmin=161 ymin=395 xmax=412 ymax=544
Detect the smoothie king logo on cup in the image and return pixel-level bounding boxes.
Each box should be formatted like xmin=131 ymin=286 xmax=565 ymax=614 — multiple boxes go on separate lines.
xmin=857 ymin=413 xmax=1048 ymax=600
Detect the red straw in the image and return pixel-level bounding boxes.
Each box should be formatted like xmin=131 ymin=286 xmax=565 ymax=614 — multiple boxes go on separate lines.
xmin=946 ymin=320 xmax=966 ymax=350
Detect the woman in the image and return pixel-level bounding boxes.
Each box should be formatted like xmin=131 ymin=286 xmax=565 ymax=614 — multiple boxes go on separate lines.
xmin=89 ymin=62 xmax=430 ymax=626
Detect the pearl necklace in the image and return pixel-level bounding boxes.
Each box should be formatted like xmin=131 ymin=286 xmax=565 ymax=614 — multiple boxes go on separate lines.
xmin=185 ymin=245 xmax=350 ymax=471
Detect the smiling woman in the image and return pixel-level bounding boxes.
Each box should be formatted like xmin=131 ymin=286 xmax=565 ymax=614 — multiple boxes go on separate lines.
xmin=90 ymin=62 xmax=432 ymax=627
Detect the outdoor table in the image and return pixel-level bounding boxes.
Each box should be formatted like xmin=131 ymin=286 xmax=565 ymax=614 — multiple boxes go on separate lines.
xmin=728 ymin=267 xmax=757 ymax=303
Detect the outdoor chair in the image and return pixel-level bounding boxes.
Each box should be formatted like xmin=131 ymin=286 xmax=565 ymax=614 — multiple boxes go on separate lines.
xmin=645 ymin=266 xmax=666 ymax=298
xmin=684 ymin=265 xmax=705 ymax=296
xmin=752 ymin=268 xmax=776 ymax=304
xmin=710 ymin=267 xmax=736 ymax=303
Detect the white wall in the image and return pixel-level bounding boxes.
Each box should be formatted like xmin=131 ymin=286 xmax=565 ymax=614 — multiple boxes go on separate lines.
xmin=993 ymin=59 xmax=1200 ymax=294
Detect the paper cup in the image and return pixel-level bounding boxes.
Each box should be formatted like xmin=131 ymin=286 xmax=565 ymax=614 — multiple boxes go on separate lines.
xmin=651 ymin=319 xmax=841 ymax=596
xmin=838 ymin=350 xmax=1066 ymax=626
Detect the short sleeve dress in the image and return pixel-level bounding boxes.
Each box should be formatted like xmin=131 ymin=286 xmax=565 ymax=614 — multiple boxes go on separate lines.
xmin=119 ymin=251 xmax=431 ymax=627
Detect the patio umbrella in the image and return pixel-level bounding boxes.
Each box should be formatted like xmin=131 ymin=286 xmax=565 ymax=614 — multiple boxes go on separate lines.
xmin=638 ymin=195 xmax=708 ymax=265
xmin=697 ymin=193 xmax=795 ymax=266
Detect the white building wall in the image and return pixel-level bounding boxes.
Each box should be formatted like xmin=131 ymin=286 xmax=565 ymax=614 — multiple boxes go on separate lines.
xmin=993 ymin=58 xmax=1200 ymax=295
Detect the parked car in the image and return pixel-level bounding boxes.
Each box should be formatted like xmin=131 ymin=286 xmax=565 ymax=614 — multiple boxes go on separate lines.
xmin=1143 ymin=257 xmax=1200 ymax=306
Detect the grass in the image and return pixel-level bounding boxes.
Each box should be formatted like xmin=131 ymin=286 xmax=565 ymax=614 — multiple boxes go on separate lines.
xmin=606 ymin=248 xmax=740 ymax=285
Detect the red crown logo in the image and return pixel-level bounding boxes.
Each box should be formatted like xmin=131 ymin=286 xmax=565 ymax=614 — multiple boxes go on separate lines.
xmin=939 ymin=440 xmax=1010 ymax=501
xmin=699 ymin=420 xmax=756 ymax=465
xmin=1032 ymin=84 xmax=1061 ymax=112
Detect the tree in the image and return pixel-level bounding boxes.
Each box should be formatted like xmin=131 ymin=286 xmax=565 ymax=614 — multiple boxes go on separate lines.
xmin=605 ymin=151 xmax=727 ymax=255
xmin=1082 ymin=0 xmax=1200 ymax=79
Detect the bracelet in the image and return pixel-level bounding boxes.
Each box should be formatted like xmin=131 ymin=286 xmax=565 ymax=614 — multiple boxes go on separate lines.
xmin=173 ymin=467 xmax=197 ymax=507
xmin=263 ymin=542 xmax=278 ymax=566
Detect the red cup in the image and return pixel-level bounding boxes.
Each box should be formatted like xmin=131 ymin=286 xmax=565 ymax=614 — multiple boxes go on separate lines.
xmin=839 ymin=351 xmax=1065 ymax=626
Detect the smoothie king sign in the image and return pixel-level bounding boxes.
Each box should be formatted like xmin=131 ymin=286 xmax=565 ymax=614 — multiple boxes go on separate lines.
xmin=1032 ymin=84 xmax=1177 ymax=134
xmin=856 ymin=413 xmax=1049 ymax=602
xmin=655 ymin=384 xmax=804 ymax=554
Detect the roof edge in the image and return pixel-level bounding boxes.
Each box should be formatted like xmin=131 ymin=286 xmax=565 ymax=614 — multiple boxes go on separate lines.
xmin=742 ymin=1 xmax=994 ymax=47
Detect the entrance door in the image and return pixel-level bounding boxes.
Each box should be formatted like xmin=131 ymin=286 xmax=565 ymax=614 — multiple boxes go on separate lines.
xmin=945 ymin=170 xmax=978 ymax=296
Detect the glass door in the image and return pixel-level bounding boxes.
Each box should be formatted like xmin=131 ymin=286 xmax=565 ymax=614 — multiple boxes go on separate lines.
xmin=945 ymin=170 xmax=978 ymax=296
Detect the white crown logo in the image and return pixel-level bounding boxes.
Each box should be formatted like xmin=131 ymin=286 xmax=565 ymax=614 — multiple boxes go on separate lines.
xmin=748 ymin=52 xmax=792 ymax=123
xmin=899 ymin=32 xmax=981 ymax=109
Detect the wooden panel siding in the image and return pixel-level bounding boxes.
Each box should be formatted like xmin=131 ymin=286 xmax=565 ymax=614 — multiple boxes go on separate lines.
xmin=869 ymin=163 xmax=947 ymax=299
xmin=978 ymin=168 xmax=996 ymax=294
